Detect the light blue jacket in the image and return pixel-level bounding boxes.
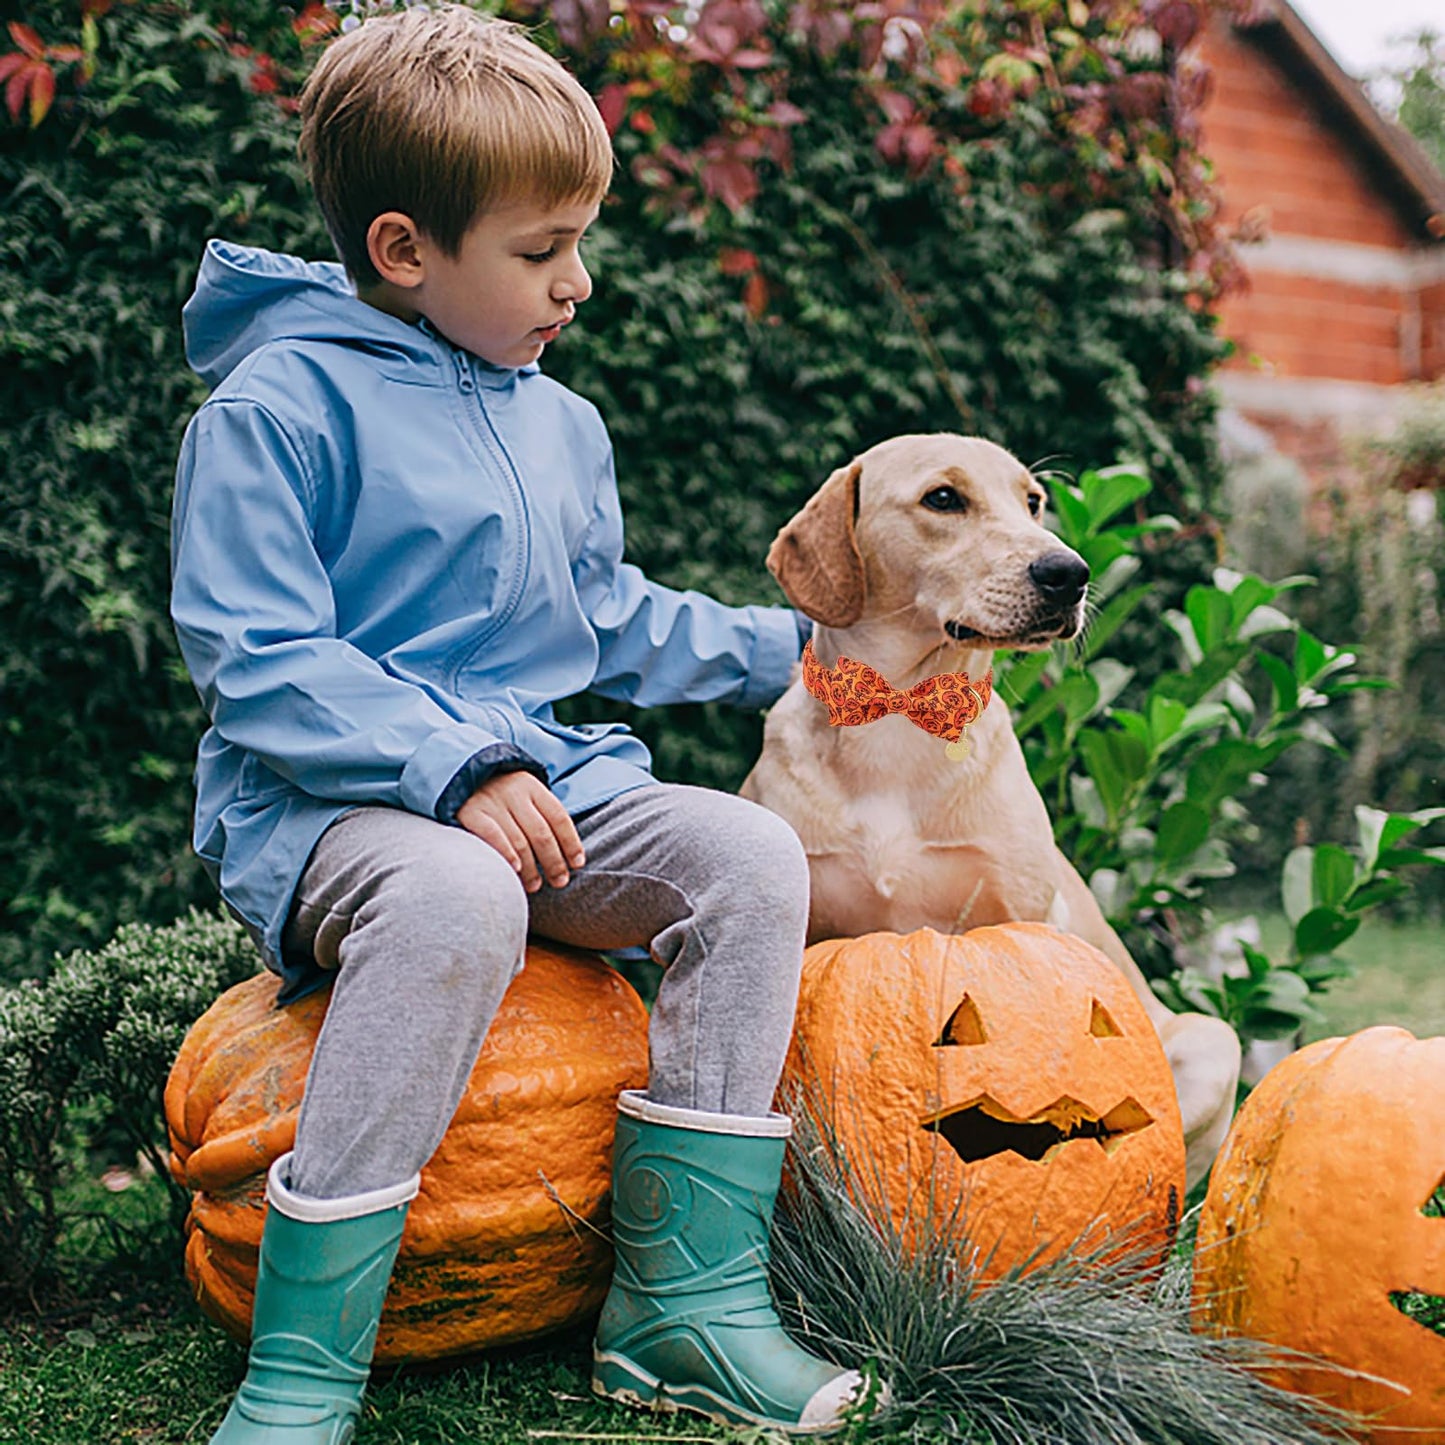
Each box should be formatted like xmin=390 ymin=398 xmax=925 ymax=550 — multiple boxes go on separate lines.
xmin=171 ymin=240 xmax=802 ymax=997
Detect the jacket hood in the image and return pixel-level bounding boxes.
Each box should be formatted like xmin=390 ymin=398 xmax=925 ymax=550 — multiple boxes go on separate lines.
xmin=183 ymin=240 xmax=447 ymax=389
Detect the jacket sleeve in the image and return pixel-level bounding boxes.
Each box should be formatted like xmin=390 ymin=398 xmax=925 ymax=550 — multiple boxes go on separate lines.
xmin=572 ymin=441 xmax=803 ymax=710
xmin=171 ymin=398 xmax=542 ymax=820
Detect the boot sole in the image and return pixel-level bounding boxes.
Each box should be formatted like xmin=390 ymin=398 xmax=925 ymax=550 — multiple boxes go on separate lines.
xmin=591 ymin=1348 xmax=846 ymax=1437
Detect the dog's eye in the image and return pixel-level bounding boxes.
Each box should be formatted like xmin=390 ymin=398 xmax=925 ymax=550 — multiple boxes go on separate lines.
xmin=922 ymin=486 xmax=967 ymax=514
xmin=1027 ymin=493 xmax=1045 ymax=518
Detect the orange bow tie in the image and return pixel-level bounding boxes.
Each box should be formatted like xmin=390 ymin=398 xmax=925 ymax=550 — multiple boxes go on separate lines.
xmin=801 ymin=639 xmax=993 ymax=751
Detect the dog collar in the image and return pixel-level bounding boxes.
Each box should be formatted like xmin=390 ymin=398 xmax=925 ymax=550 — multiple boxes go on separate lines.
xmin=801 ymin=639 xmax=993 ymax=761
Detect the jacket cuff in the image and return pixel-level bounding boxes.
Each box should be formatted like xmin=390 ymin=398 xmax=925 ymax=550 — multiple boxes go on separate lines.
xmin=398 ymin=723 xmax=542 ymax=819
xmin=739 ymin=605 xmax=806 ymax=710
xmin=434 ymin=745 xmax=548 ymax=823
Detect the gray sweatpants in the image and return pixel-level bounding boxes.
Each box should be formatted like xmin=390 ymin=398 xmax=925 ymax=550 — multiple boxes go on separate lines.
xmin=282 ymin=783 xmax=810 ymax=1200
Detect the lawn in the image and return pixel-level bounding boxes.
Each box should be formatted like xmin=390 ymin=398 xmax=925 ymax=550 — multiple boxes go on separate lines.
xmin=0 ymin=1312 xmax=747 ymax=1445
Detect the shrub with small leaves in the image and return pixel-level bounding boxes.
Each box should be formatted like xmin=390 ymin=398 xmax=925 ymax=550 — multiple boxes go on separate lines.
xmin=0 ymin=909 xmax=259 ymax=1304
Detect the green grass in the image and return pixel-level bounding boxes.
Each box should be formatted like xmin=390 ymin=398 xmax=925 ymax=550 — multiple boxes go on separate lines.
xmin=0 ymin=1307 xmax=751 ymax=1444
xmin=767 ymin=1094 xmax=1356 ymax=1445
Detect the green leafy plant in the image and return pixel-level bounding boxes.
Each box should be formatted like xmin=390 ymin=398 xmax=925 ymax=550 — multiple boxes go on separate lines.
xmin=999 ymin=470 xmax=1440 ymax=1047
xmin=1376 ymin=27 xmax=1445 ymax=176
xmin=0 ymin=0 xmax=331 ymax=982
xmin=1267 ymin=415 xmax=1445 ymax=919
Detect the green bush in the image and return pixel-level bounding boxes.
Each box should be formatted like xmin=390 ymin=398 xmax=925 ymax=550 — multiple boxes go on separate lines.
xmin=1162 ymin=804 xmax=1445 ymax=1039
xmin=0 ymin=0 xmax=1231 ymax=981
xmin=0 ymin=908 xmax=259 ymax=1304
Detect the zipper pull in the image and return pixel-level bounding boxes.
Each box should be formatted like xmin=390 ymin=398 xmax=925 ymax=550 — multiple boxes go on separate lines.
xmin=455 ymin=351 xmax=475 ymax=393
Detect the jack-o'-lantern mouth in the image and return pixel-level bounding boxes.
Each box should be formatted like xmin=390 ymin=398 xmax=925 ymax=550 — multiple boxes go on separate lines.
xmin=921 ymin=1095 xmax=1154 ymax=1164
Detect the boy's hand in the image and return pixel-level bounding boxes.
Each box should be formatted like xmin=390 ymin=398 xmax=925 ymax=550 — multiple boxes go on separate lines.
xmin=456 ymin=772 xmax=586 ymax=893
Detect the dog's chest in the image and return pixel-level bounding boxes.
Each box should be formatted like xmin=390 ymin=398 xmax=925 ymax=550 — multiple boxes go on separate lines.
xmin=791 ymin=714 xmax=1061 ymax=938
xmin=824 ymin=716 xmax=998 ymax=834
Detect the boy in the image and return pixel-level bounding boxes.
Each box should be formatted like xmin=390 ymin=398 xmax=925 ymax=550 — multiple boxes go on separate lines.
xmin=170 ymin=5 xmax=870 ymax=1442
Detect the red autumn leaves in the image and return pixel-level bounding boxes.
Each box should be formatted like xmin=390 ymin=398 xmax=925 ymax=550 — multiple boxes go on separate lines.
xmin=1 ymin=19 xmax=86 ymax=126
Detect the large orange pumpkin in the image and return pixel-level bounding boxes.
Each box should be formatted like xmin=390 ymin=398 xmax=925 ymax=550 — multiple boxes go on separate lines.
xmin=1193 ymin=1027 xmax=1445 ymax=1439
xmin=165 ymin=940 xmax=650 ymax=1364
xmin=779 ymin=924 xmax=1186 ymax=1275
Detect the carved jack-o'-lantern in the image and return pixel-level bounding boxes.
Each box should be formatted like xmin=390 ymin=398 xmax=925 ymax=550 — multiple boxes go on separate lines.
xmin=1193 ymin=1027 xmax=1445 ymax=1439
xmin=779 ymin=923 xmax=1186 ymax=1274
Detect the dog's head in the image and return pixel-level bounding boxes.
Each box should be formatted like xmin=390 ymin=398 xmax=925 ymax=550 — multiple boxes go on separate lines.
xmin=768 ymin=434 xmax=1088 ymax=649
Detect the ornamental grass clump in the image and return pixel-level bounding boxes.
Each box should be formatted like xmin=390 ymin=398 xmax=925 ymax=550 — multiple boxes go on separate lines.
xmin=768 ymin=1090 xmax=1361 ymax=1444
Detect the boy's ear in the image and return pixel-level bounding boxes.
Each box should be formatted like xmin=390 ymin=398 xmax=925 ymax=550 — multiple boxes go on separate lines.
xmin=366 ymin=212 xmax=426 ymax=289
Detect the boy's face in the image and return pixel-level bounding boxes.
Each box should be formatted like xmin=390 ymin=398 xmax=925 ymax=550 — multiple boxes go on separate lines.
xmin=412 ymin=197 xmax=599 ymax=369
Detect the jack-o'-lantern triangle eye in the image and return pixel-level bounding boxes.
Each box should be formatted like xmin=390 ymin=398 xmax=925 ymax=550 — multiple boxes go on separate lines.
xmin=934 ymin=994 xmax=986 ymax=1046
xmin=1089 ymin=1000 xmax=1122 ymax=1037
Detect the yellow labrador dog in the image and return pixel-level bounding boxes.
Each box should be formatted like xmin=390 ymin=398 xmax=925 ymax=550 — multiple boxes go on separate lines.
xmin=741 ymin=433 xmax=1239 ymax=1187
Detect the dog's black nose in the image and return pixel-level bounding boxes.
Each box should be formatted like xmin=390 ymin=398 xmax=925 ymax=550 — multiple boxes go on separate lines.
xmin=1028 ymin=551 xmax=1090 ymax=605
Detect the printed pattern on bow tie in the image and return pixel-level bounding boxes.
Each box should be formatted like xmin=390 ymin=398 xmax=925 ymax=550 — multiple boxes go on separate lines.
xmin=801 ymin=639 xmax=993 ymax=744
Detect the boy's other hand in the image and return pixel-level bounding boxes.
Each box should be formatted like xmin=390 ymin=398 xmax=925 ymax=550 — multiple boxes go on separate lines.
xmin=456 ymin=772 xmax=586 ymax=893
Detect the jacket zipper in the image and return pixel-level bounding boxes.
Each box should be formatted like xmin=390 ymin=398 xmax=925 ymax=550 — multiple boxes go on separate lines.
xmin=449 ymin=348 xmax=532 ymax=685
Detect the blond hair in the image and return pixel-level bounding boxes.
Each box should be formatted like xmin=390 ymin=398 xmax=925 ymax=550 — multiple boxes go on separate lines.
xmin=298 ymin=5 xmax=613 ymax=284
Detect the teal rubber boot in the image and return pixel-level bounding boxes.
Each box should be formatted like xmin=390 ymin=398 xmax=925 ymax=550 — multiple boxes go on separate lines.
xmin=592 ymin=1091 xmax=874 ymax=1434
xmin=209 ymin=1153 xmax=419 ymax=1445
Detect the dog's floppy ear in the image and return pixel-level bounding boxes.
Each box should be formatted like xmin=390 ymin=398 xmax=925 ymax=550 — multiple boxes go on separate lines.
xmin=766 ymin=459 xmax=865 ymax=628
